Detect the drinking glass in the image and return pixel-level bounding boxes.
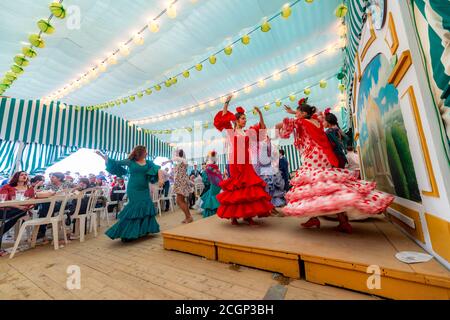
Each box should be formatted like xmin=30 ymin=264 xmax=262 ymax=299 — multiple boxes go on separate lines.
xmin=0 ymin=194 xmax=6 ymax=202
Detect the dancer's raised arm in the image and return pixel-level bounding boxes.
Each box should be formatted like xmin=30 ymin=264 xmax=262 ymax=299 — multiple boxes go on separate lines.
xmin=254 ymin=107 xmax=266 ymax=129
xmin=223 ymin=95 xmax=232 ymax=116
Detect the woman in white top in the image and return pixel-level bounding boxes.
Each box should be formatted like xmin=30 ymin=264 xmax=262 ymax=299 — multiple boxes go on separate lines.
xmin=346 ymin=146 xmax=361 ymax=179
xmin=162 ymin=149 xmax=193 ymax=224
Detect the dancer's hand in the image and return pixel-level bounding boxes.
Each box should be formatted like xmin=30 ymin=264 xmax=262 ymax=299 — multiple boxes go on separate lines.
xmin=284 ymin=105 xmax=295 ymax=115
xmin=225 ymin=95 xmax=233 ymax=105
xmin=275 ymin=123 xmax=283 ymax=130
xmin=254 ymin=106 xmax=262 ymax=115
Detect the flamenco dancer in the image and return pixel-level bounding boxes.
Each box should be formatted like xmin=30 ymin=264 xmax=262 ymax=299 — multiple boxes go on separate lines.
xmin=162 ymin=149 xmax=194 ymax=224
xmin=276 ymin=98 xmax=394 ymax=233
xmin=323 ymin=109 xmax=348 ymax=169
xmin=200 ymin=151 xmax=223 ymax=218
xmin=253 ymin=134 xmax=286 ymax=208
xmin=96 ymin=146 xmax=160 ymax=242
xmin=214 ymin=95 xmax=274 ymax=225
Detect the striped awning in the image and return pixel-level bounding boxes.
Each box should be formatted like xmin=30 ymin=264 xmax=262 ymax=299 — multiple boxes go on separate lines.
xmin=0 ymin=97 xmax=173 ymax=158
xmin=20 ymin=142 xmax=78 ymax=175
xmin=343 ymin=0 xmax=368 ymax=111
xmin=411 ymin=0 xmax=450 ymax=146
xmin=0 ymin=139 xmax=20 ymax=176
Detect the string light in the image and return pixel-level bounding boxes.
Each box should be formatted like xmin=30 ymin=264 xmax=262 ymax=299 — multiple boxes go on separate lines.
xmin=130 ymin=42 xmax=341 ymax=125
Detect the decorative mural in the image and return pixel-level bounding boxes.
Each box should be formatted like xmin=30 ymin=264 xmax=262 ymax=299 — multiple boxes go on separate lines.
xmin=357 ymin=53 xmax=421 ymax=203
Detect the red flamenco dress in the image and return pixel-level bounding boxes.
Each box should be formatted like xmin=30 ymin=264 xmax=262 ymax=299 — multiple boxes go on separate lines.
xmin=214 ymin=110 xmax=274 ymax=222
xmin=279 ymin=115 xmax=395 ymax=220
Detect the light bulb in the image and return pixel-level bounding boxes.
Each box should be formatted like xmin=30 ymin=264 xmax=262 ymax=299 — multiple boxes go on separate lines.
xmin=288 ymin=65 xmax=298 ymax=74
xmin=244 ymin=86 xmax=252 ymax=94
xmin=119 ymin=45 xmax=130 ymax=56
xmin=258 ymin=79 xmax=266 ymax=87
xmin=273 ymin=72 xmax=282 ymax=81
xmin=167 ymin=5 xmax=177 ymax=18
xmin=133 ymin=34 xmax=144 ymax=45
xmin=149 ymin=21 xmax=160 ymax=33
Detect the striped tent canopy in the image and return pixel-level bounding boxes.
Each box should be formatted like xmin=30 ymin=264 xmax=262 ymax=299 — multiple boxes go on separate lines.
xmin=0 ymin=140 xmax=21 ymax=176
xmin=411 ymin=0 xmax=450 ymax=148
xmin=0 ymin=97 xmax=172 ymax=175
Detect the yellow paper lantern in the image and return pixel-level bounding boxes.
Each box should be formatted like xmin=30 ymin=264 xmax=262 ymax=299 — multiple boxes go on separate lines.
xmin=289 ymin=94 xmax=296 ymax=101
xmin=319 ymin=80 xmax=328 ymax=88
xmin=195 ymin=63 xmax=203 ymax=71
xmin=183 ymin=70 xmax=190 ymax=78
xmin=224 ymin=46 xmax=233 ymax=56
xmin=209 ymin=55 xmax=217 ymax=64
xmin=261 ymin=20 xmax=271 ymax=32
xmin=304 ymin=88 xmax=311 ymax=95
xmin=241 ymin=35 xmax=250 ymax=45
xmin=281 ymin=4 xmax=292 ymax=19
xmin=335 ymin=4 xmax=348 ymax=18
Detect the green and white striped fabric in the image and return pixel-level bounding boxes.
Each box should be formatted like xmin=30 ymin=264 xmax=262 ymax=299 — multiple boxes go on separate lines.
xmin=21 ymin=143 xmax=79 ymax=175
xmin=0 ymin=139 xmax=20 ymax=176
xmin=411 ymin=0 xmax=450 ymax=145
xmin=280 ymin=144 xmax=302 ymax=173
xmin=0 ymin=97 xmax=172 ymax=158
xmin=343 ymin=0 xmax=368 ymax=111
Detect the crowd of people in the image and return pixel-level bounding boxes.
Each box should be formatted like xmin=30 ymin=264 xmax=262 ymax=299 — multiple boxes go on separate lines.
xmin=1 ymin=95 xmax=392 ymax=251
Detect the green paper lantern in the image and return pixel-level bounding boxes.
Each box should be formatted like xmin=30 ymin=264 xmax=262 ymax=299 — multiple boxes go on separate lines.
xmin=281 ymin=4 xmax=292 ymax=19
xmin=155 ymin=85 xmax=161 ymax=91
xmin=2 ymin=78 xmax=13 ymax=85
xmin=50 ymin=2 xmax=66 ymax=19
xmin=14 ymin=55 xmax=29 ymax=67
xmin=5 ymin=72 xmax=17 ymax=81
xmin=137 ymin=92 xmax=144 ymax=98
xmin=170 ymin=77 xmax=177 ymax=85
xmin=252 ymin=109 xmax=258 ymax=115
xmin=241 ymin=35 xmax=250 ymax=45
xmin=0 ymin=89 xmax=5 ymax=95
xmin=0 ymin=83 xmax=10 ymax=90
xmin=319 ymin=80 xmax=328 ymax=88
xmin=22 ymin=47 xmax=37 ymax=58
xmin=115 ymin=101 xmax=121 ymax=106
xmin=29 ymin=34 xmax=45 ymax=48
xmin=129 ymin=95 xmax=135 ymax=101
xmin=335 ymin=4 xmax=348 ymax=18
xmin=165 ymin=80 xmax=172 ymax=87
xmin=275 ymin=100 xmax=282 ymax=107
xmin=122 ymin=98 xmax=128 ymax=104
xmin=336 ymin=72 xmax=345 ymax=80
xmin=264 ymin=104 xmax=270 ymax=111
xmin=338 ymin=83 xmax=346 ymax=92
xmin=183 ymin=70 xmax=190 ymax=78
xmin=224 ymin=46 xmax=233 ymax=56
xmin=145 ymin=88 xmax=153 ymax=95
xmin=109 ymin=102 xmax=115 ymax=107
xmin=209 ymin=55 xmax=217 ymax=64
xmin=11 ymin=65 xmax=24 ymax=74
xmin=261 ymin=21 xmax=271 ymax=32
xmin=37 ymin=19 xmax=55 ymax=34
xmin=195 ymin=64 xmax=203 ymax=71
xmin=304 ymin=88 xmax=311 ymax=96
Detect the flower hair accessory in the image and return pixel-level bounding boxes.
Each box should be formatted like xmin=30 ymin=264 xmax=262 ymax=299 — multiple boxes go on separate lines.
xmin=236 ymin=106 xmax=245 ymax=114
xmin=324 ymin=107 xmax=331 ymax=114
xmin=298 ymin=97 xmax=308 ymax=107
xmin=208 ymin=150 xmax=217 ymax=158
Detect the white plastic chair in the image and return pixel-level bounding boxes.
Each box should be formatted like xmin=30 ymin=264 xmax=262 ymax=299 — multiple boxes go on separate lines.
xmin=93 ymin=187 xmax=113 ymax=226
xmin=10 ymin=195 xmax=69 ymax=259
xmin=159 ymin=184 xmax=175 ymax=212
xmin=194 ymin=183 xmax=204 ymax=197
xmin=72 ymin=188 xmax=99 ymax=242
xmin=150 ymin=184 xmax=162 ymax=216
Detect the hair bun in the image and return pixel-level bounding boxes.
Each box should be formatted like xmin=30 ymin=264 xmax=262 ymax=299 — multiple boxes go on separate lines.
xmin=311 ymin=106 xmax=317 ymax=113
xmin=236 ymin=107 xmax=245 ymax=114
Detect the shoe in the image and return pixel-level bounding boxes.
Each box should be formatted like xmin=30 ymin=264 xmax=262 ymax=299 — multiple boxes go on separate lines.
xmin=231 ymin=218 xmax=239 ymax=225
xmin=121 ymin=238 xmax=135 ymax=243
xmin=301 ymin=218 xmax=320 ymax=229
xmin=335 ymin=222 xmax=352 ymax=234
xmin=244 ymin=217 xmax=258 ymax=226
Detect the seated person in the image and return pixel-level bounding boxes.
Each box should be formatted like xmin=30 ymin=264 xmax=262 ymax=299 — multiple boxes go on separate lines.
xmin=188 ymin=175 xmax=196 ymax=209
xmin=36 ymin=172 xmax=74 ymax=240
xmin=0 ymin=171 xmax=53 ymax=255
xmin=108 ymin=177 xmax=126 ymax=212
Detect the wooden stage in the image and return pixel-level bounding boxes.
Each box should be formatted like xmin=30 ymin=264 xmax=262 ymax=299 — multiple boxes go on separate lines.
xmin=163 ymin=215 xmax=450 ymax=300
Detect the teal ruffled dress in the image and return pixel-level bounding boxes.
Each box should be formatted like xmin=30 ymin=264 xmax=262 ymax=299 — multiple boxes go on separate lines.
xmin=105 ymin=158 xmax=160 ymax=241
xmin=200 ymin=165 xmax=222 ymax=218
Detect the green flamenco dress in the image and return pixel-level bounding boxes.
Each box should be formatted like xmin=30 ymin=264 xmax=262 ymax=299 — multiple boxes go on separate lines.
xmin=105 ymin=158 xmax=160 ymax=241
xmin=201 ymin=164 xmax=222 ymax=218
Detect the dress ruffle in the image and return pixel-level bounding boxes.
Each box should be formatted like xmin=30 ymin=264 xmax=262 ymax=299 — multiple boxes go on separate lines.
xmin=282 ymin=166 xmax=394 ymax=219
xmin=217 ymin=170 xmax=273 ymax=219
xmin=106 ymin=159 xmax=128 ymax=177
xmin=105 ymin=199 xmax=160 ymax=240
xmin=214 ymin=111 xmax=236 ymax=132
